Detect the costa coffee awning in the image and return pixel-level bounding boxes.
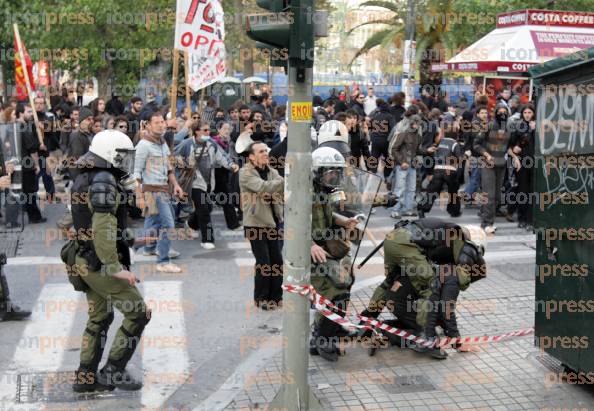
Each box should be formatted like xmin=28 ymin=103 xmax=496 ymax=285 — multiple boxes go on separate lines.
xmin=433 ymin=9 xmax=594 ymax=73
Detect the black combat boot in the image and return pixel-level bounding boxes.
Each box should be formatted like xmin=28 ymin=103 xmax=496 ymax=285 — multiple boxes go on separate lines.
xmin=0 ymin=301 xmax=31 ymax=322
xmin=315 ymin=336 xmax=339 ymax=362
xmin=72 ymin=367 xmax=114 ymax=393
xmin=97 ymin=362 xmax=143 ymax=391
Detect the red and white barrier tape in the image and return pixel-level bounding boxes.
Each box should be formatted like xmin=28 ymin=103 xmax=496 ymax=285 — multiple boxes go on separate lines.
xmin=282 ymin=284 xmax=534 ymax=349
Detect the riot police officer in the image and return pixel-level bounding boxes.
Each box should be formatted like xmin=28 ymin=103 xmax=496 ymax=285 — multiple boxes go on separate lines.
xmin=68 ymin=130 xmax=150 ymax=392
xmin=308 ymin=147 xmax=396 ymax=362
xmin=360 ymin=217 xmax=486 ymax=358
xmin=309 ymin=147 xmax=357 ymax=362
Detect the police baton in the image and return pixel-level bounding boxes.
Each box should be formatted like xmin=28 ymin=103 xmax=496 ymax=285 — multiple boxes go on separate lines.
xmin=357 ymin=239 xmax=384 ymax=269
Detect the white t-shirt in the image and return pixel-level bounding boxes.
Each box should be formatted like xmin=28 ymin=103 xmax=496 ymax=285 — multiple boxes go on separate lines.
xmin=364 ymin=96 xmax=377 ymax=115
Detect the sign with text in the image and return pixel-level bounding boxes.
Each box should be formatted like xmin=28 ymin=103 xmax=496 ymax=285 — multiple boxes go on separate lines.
xmin=290 ymin=102 xmax=312 ymax=122
xmin=175 ymin=0 xmax=226 ymax=91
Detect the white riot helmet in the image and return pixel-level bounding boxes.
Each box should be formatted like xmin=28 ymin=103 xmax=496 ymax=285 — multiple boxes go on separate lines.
xmin=317 ymin=120 xmax=351 ymax=157
xmin=317 ymin=120 xmax=348 ymax=145
xmin=89 ymin=130 xmax=136 ymax=188
xmin=312 ymin=146 xmax=346 ymax=191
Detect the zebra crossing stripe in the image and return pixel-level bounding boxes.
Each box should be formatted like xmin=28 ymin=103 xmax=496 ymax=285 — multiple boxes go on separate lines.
xmin=140 ymin=281 xmax=190 ymax=408
xmin=0 ymin=283 xmax=82 ymax=403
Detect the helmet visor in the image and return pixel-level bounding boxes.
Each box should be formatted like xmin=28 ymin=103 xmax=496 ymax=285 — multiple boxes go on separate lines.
xmin=114 ymin=148 xmax=136 ymax=175
xmin=319 ymin=167 xmax=343 ymax=190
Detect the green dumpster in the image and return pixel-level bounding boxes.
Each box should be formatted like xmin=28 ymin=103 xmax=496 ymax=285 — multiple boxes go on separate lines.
xmin=529 ymin=47 xmax=594 ymax=374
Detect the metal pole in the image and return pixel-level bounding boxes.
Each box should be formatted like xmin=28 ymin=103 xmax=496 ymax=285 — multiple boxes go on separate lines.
xmin=402 ymin=0 xmax=416 ymax=107
xmin=275 ymin=63 xmax=314 ymax=410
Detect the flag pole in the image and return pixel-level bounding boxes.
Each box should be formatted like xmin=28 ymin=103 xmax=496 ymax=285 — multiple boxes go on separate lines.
xmin=183 ymin=50 xmax=191 ymax=119
xmin=170 ymin=48 xmax=180 ymax=120
xmin=13 ymin=24 xmax=44 ymax=147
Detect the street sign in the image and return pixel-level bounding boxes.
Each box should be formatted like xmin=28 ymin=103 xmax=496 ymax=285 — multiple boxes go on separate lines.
xmin=290 ymin=101 xmax=312 ymax=122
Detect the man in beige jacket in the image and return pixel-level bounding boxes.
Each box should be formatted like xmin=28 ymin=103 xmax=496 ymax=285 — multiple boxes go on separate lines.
xmin=239 ymin=141 xmax=284 ymax=310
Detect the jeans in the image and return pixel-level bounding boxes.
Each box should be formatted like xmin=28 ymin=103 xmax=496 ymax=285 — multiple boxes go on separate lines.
xmin=391 ymin=166 xmax=417 ymax=214
xmin=464 ymin=161 xmax=481 ymax=197
xmin=143 ymin=192 xmax=176 ymax=263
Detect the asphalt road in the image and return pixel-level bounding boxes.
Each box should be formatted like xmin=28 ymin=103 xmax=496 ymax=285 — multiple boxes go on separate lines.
xmin=0 ymin=194 xmax=535 ymax=410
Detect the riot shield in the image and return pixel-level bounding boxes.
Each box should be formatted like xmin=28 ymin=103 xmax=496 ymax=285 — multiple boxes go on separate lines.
xmin=0 ymin=121 xmax=23 ymax=231
xmin=331 ymin=166 xmax=382 ymax=271
xmin=0 ymin=122 xmax=22 ymax=191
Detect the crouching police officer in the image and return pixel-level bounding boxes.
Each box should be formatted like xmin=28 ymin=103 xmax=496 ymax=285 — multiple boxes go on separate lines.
xmin=309 ymin=147 xmax=396 ymax=362
xmin=65 ymin=130 xmax=150 ymax=392
xmin=360 ymin=218 xmax=486 ymax=358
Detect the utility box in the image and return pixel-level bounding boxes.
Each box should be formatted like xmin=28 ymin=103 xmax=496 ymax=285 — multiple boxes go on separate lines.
xmin=529 ymin=47 xmax=594 ymax=373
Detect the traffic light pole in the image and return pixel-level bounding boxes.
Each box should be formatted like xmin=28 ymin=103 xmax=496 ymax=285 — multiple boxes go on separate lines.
xmin=271 ymin=63 xmax=321 ymax=410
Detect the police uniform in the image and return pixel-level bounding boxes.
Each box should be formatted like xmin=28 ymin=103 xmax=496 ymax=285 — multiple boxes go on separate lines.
xmin=362 ymin=218 xmax=472 ymax=329
xmin=310 ymin=182 xmax=355 ymax=360
xmin=70 ymin=152 xmax=150 ymax=392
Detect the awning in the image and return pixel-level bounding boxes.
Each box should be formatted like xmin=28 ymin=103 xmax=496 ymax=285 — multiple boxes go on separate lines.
xmin=433 ymin=9 xmax=594 ymax=73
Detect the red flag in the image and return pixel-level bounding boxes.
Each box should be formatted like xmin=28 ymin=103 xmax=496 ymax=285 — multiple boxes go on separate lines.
xmin=14 ymin=33 xmax=35 ymax=101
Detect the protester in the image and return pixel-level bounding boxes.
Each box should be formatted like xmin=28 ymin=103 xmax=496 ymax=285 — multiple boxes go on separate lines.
xmin=389 ymin=114 xmax=428 ymax=218
xmin=363 ymin=86 xmax=377 ymax=115
xmin=90 ymin=98 xmax=106 ymax=117
xmin=349 ymin=91 xmax=366 ymax=117
xmin=106 ymin=93 xmax=125 ymax=116
xmin=239 ymin=141 xmax=284 ymax=310
xmin=473 ymin=103 xmax=512 ymax=233
xmin=67 ymin=107 xmax=94 ymax=179
xmin=389 ymin=92 xmax=406 ymax=124
xmin=33 ymin=96 xmax=57 ymax=203
xmin=126 ymin=96 xmax=143 ymax=140
xmin=463 ymin=106 xmax=489 ymax=205
xmin=16 ymin=103 xmax=45 ymax=223
xmin=314 ymin=100 xmax=335 ymax=131
xmin=368 ymin=98 xmax=396 ymax=178
xmin=201 ymin=98 xmax=217 ymax=124
xmin=175 ymin=121 xmax=239 ymax=248
xmin=92 ymin=116 xmax=103 ymax=135
xmin=508 ymin=104 xmax=536 ymax=231
xmin=211 ymin=121 xmax=242 ymax=230
xmin=134 ymin=111 xmax=184 ymax=273
xmin=114 ymin=115 xmax=128 ymax=135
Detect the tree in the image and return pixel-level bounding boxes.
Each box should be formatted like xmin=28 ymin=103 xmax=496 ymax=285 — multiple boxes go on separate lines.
xmin=348 ymin=0 xmax=594 ymax=90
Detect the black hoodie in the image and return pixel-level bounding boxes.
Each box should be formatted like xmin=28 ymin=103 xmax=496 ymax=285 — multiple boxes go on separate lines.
xmin=369 ymin=101 xmax=396 ymax=144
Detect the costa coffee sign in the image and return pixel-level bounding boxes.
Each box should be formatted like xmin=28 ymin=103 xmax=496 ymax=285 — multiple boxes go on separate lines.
xmin=497 ymin=9 xmax=594 ymax=29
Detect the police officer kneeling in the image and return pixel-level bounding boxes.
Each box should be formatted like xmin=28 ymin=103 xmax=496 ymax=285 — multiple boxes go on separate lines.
xmin=63 ymin=130 xmax=150 ymax=392
xmin=360 ymin=218 xmax=486 ymax=359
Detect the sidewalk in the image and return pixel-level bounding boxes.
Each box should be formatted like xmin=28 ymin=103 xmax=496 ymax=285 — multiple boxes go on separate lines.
xmin=225 ymin=259 xmax=594 ymax=410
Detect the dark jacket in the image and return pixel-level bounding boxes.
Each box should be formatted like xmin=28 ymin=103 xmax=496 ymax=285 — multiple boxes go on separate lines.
xmin=473 ymin=117 xmax=511 ymax=167
xmin=350 ymin=101 xmax=365 ymax=118
xmin=391 ymin=129 xmax=423 ymax=166
xmin=106 ymin=97 xmax=125 ymax=116
xmin=126 ymin=111 xmax=141 ymax=140
xmin=68 ymin=129 xmax=93 ymax=179
xmin=509 ymin=119 xmax=535 ymax=159
xmin=369 ymin=102 xmax=396 ymax=144
xmin=389 ymin=105 xmax=405 ymax=124
xmin=20 ymin=121 xmax=39 ymax=172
